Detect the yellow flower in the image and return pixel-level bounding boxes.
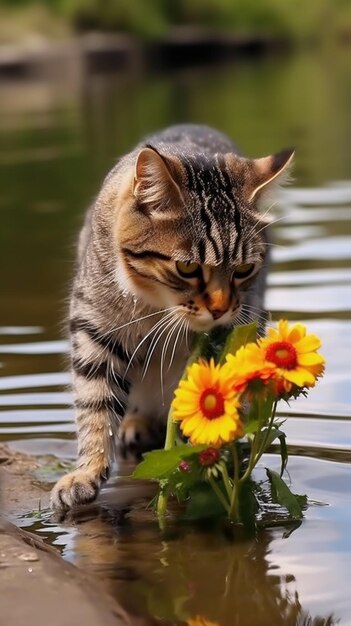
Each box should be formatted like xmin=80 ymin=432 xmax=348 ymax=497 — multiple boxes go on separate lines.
xmin=224 ymin=343 xmax=276 ymax=394
xmin=257 ymin=319 xmax=325 ymax=392
xmin=172 ymin=359 xmax=243 ymax=447
xmin=187 ymin=618 xmax=220 ymax=626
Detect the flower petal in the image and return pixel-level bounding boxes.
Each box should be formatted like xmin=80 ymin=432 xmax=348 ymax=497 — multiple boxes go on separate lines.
xmin=287 ymin=323 xmax=306 ymax=343
xmin=298 ymin=352 xmax=325 ymax=366
xmin=283 ymin=367 xmax=316 ymax=386
xmin=294 ymin=335 xmax=322 ymax=354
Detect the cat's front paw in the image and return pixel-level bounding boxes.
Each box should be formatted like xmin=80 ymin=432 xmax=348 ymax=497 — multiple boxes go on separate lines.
xmin=118 ymin=413 xmax=165 ymax=460
xmin=50 ymin=469 xmax=101 ymax=511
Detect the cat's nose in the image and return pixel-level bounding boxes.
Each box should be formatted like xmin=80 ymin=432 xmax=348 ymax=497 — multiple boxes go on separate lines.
xmin=205 ymin=287 xmax=230 ymax=320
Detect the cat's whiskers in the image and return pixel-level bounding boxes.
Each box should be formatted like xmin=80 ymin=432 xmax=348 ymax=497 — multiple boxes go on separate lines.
xmin=160 ymin=318 xmax=189 ymax=398
xmin=233 ymin=310 xmax=253 ymax=328
xmin=184 ymin=318 xmax=190 ymax=351
xmin=142 ymin=313 xmax=180 ymax=384
xmin=240 ymin=301 xmax=267 ymax=316
xmin=239 ymin=304 xmax=274 ymax=333
xmin=257 ymin=200 xmax=278 ymax=223
xmin=252 ymin=214 xmax=286 ymax=239
xmin=261 ymin=241 xmax=285 ymax=249
xmin=108 ymin=305 xmax=180 ymax=336
xmin=243 ymin=201 xmax=278 ymax=240
xmin=124 ymin=310 xmax=178 ymax=378
xmin=243 ymin=208 xmax=284 ymax=246
xmin=160 ymin=315 xmax=186 ymax=400
xmin=168 ymin=316 xmax=188 ymax=373
xmin=240 ymin=303 xmax=272 ymax=326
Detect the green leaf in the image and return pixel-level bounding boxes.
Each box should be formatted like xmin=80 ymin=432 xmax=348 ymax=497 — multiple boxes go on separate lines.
xmin=132 ymin=444 xmax=206 ymax=480
xmin=245 ymin=419 xmax=260 ymax=435
xmin=258 ymin=426 xmax=285 ymax=452
xmin=245 ymin=392 xmax=275 ymax=434
xmin=255 ymin=425 xmax=288 ymax=476
xmin=187 ymin=331 xmax=212 ymax=365
xmin=278 ymin=431 xmax=288 ymax=477
xmin=266 ymin=469 xmax=305 ymax=520
xmin=238 ymin=480 xmax=258 ymax=533
xmin=168 ymin=464 xmax=203 ymax=500
xmin=204 ymin=326 xmax=231 ymax=361
xmin=220 ymin=321 xmax=257 ymax=362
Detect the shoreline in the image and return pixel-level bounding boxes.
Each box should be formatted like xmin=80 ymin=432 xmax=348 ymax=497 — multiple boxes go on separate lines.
xmin=0 ymin=517 xmax=131 ymax=626
xmin=0 ymin=442 xmax=154 ymax=626
xmin=0 ymin=30 xmax=289 ymax=79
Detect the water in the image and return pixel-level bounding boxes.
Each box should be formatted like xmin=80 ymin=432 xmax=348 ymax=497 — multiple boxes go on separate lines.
xmin=1 ymin=46 xmax=351 ymax=624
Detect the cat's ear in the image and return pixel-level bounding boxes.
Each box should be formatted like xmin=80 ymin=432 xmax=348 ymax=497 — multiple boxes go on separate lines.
xmin=132 ymin=147 xmax=183 ymax=212
xmin=247 ymin=148 xmax=294 ymax=204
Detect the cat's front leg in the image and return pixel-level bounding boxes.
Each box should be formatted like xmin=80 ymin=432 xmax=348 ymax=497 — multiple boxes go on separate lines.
xmin=118 ymin=411 xmax=166 ymax=459
xmin=50 ymin=398 xmax=112 ymax=511
xmin=51 ymin=322 xmax=128 ymax=511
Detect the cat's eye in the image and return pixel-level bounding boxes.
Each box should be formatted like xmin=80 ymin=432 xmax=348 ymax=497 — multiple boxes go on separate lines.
xmin=233 ymin=263 xmax=255 ymax=280
xmin=176 ymin=261 xmax=202 ymax=279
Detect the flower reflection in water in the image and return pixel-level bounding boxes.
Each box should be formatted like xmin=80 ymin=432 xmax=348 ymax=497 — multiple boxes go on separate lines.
xmin=62 ymin=506 xmax=338 ymax=626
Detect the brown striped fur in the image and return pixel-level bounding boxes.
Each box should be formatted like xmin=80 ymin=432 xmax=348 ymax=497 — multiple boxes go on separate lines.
xmin=51 ymin=124 xmax=293 ymax=511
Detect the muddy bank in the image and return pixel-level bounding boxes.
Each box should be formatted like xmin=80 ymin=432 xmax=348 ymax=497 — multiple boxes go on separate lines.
xmin=0 ymin=442 xmax=121 ymax=625
xmin=0 ymin=443 xmax=158 ymax=626
xmin=0 ymin=442 xmax=53 ymax=518
xmin=0 ymin=518 xmax=137 ymax=626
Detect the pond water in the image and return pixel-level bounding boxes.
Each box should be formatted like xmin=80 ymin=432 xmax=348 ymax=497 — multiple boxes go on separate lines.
xmin=1 ymin=45 xmax=351 ymax=625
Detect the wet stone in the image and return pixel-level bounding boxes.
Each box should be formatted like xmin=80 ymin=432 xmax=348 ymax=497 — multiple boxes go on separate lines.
xmin=18 ymin=552 xmax=39 ymax=562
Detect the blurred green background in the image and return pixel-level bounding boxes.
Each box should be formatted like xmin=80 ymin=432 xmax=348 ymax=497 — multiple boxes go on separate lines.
xmin=1 ymin=0 xmax=351 ymax=43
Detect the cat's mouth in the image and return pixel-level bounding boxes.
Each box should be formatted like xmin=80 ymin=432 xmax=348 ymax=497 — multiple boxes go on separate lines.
xmin=183 ymin=308 xmax=237 ymax=332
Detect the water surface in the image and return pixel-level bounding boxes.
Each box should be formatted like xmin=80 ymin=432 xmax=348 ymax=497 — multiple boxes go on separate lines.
xmin=1 ymin=46 xmax=351 ymax=625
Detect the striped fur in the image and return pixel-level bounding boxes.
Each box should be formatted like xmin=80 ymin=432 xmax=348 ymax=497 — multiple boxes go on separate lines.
xmin=51 ymin=124 xmax=293 ymax=511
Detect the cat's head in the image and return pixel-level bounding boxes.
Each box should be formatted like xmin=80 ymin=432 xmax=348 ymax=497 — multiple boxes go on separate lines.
xmin=116 ymin=145 xmax=293 ymax=331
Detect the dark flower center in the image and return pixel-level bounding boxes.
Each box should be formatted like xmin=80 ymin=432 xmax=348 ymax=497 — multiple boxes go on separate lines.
xmin=266 ymin=341 xmax=297 ymax=369
xmin=199 ymin=388 xmax=225 ymax=420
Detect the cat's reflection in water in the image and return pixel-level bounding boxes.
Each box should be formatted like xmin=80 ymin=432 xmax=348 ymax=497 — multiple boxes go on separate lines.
xmin=62 ymin=489 xmax=337 ymax=626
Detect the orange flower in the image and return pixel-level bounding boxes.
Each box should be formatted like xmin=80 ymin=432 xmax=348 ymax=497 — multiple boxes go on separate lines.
xmin=258 ymin=320 xmax=325 ymax=393
xmin=172 ymin=359 xmax=243 ymax=447
xmin=224 ymin=343 xmax=276 ymax=394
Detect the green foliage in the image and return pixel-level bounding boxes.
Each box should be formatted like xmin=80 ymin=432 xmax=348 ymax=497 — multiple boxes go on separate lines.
xmin=1 ymin=0 xmax=351 ymax=42
xmin=60 ymin=0 xmax=168 ymax=37
xmin=132 ymin=315 xmax=313 ymax=529
xmin=132 ymin=444 xmax=206 ymax=480
xmin=237 ymin=480 xmax=258 ymax=532
xmin=266 ymin=469 xmax=307 ymax=520
xmin=182 ymin=482 xmax=227 ymax=520
xmin=245 ymin=391 xmax=275 ymax=434
xmin=221 ymin=320 xmax=257 ymax=362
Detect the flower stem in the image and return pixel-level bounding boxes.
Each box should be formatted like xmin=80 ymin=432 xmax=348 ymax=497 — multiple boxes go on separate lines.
xmin=156 ymin=408 xmax=177 ymax=522
xmin=239 ymin=398 xmax=278 ymax=486
xmin=219 ymin=462 xmax=233 ymax=501
xmin=208 ymin=474 xmax=230 ymax=513
xmin=156 ymin=487 xmax=168 ymax=524
xmin=156 ymin=333 xmax=212 ymax=524
xmin=229 ymin=443 xmax=241 ymax=522
xmin=164 ymin=407 xmax=176 ymax=450
xmin=254 ymin=400 xmax=278 ymax=465
xmin=240 ymin=432 xmax=259 ymax=484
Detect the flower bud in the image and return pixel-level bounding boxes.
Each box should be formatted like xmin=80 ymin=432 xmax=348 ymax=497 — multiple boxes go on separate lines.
xmin=179 ymin=460 xmax=191 ymax=472
xmin=198 ymin=448 xmax=220 ymax=467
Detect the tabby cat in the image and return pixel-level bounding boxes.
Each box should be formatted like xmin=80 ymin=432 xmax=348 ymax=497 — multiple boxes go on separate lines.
xmin=51 ymin=124 xmax=293 ymax=511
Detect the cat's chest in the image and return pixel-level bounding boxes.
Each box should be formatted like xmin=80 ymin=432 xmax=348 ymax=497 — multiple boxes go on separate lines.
xmin=126 ymin=332 xmax=189 ymax=418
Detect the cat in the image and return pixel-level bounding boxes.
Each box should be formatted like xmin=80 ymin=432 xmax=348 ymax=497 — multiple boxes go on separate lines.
xmin=50 ymin=124 xmax=293 ymax=511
